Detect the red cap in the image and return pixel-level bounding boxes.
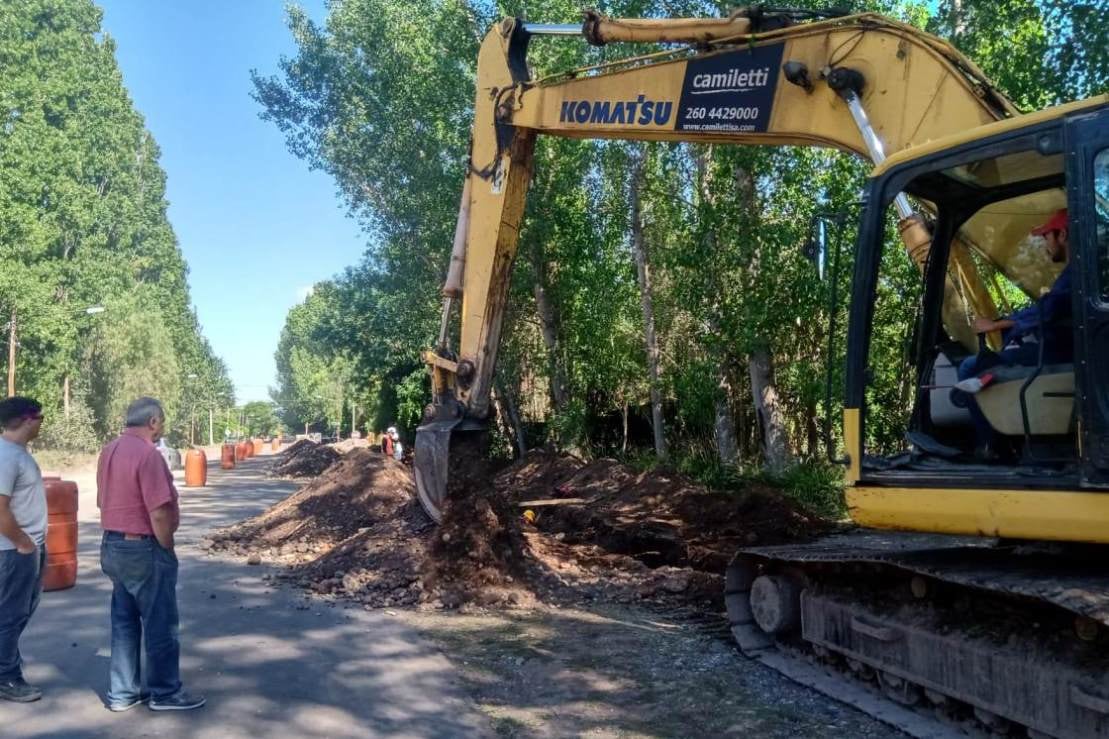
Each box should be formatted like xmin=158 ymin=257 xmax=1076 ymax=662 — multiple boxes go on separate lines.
xmin=1030 ymin=208 xmax=1068 ymax=236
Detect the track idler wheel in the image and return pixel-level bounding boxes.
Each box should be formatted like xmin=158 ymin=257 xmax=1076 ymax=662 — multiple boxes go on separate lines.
xmin=750 ymin=575 xmax=802 ymax=636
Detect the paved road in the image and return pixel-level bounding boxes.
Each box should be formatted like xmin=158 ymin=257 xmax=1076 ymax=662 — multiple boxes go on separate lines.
xmin=8 ymin=454 xmax=490 ymax=738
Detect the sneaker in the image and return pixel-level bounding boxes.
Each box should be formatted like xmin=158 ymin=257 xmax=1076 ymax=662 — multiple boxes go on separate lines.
xmin=0 ymin=678 xmax=43 ymax=703
xmin=107 ymin=692 xmax=150 ymax=712
xmin=954 ymin=372 xmax=995 ymax=394
xmin=149 ymin=691 xmax=206 ymax=711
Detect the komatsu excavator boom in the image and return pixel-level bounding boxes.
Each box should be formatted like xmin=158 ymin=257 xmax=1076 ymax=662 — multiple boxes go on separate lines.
xmin=417 ymin=8 xmax=1019 ymax=519
xmin=416 ymin=9 xmax=1109 ymax=736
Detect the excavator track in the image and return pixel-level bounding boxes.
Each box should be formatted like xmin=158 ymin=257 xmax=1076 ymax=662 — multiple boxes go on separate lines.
xmin=725 ymin=532 xmax=1109 ymax=739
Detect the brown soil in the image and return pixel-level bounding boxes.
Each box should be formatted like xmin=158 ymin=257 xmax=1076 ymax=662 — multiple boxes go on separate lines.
xmin=270 ymin=439 xmax=340 ymax=477
xmin=498 ymin=452 xmax=826 ymax=607
xmin=208 ymin=448 xmax=827 ymax=612
xmin=209 ymin=448 xmax=437 ymax=606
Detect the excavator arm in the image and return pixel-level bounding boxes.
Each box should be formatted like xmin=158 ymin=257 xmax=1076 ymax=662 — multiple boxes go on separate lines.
xmin=415 ymin=9 xmax=1020 ymax=520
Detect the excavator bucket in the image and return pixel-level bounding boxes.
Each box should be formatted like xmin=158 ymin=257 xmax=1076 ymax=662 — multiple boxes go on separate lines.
xmin=414 ymin=419 xmax=459 ymax=522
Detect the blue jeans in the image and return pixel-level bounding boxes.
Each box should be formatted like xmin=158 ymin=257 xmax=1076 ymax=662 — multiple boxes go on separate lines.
xmin=0 ymin=546 xmax=45 ymax=681
xmin=99 ymin=532 xmax=181 ymax=704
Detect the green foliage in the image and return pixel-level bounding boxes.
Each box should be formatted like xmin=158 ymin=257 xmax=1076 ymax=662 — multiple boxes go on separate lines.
xmin=393 ymin=368 xmax=428 ymax=437
xmin=37 ymin=393 xmax=100 ymax=454
xmin=0 ymin=0 xmax=232 ymax=448
xmin=86 ymin=294 xmax=182 ymax=437
xmin=241 ymin=401 xmax=281 ymax=437
xmin=772 ymin=463 xmax=846 ymax=520
xmin=260 ymin=0 xmax=1100 ymax=503
xmin=930 ymin=0 xmax=1108 ymax=108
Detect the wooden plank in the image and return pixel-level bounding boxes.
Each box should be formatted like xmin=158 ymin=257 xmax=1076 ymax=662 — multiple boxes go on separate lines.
xmin=517 ymin=498 xmax=587 ymax=507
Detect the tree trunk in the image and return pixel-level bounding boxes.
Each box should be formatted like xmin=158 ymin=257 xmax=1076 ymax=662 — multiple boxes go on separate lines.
xmin=805 ymin=399 xmax=819 ymax=460
xmin=494 ymin=378 xmax=527 ymax=458
xmin=528 ymin=243 xmax=569 ymax=413
xmin=951 ymin=0 xmax=966 ymax=38
xmin=696 ymin=147 xmax=742 ymax=466
xmin=63 ymin=374 xmax=70 ymax=419
xmin=622 ymin=400 xmax=629 ymax=454
xmin=630 ymin=151 xmax=667 ymax=461
xmin=749 ymin=346 xmax=791 ymax=473
xmin=713 ymin=367 xmax=739 ymax=466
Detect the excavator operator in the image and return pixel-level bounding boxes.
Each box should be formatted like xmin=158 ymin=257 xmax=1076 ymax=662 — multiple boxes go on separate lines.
xmin=955 ymin=208 xmax=1074 ymax=457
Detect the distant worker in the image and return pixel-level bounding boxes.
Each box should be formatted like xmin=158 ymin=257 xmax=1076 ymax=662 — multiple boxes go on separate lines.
xmin=382 ymin=427 xmax=395 ymax=457
xmin=391 ymin=428 xmax=403 ymax=462
xmin=0 ymin=397 xmax=46 ymax=704
xmin=955 ymin=208 xmax=1073 ymax=455
xmin=96 ymin=397 xmax=205 ymax=712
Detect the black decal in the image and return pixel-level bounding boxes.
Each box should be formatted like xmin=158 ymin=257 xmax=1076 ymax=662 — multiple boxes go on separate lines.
xmin=677 ymin=44 xmax=784 ymax=133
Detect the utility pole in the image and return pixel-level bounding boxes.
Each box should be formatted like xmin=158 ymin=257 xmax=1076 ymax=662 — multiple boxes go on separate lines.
xmin=7 ymin=308 xmax=16 ymax=397
xmin=208 ymin=405 xmax=214 ymax=445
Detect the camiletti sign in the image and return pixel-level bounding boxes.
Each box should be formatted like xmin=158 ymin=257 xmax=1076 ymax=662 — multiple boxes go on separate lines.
xmin=677 ymin=43 xmax=785 ymax=133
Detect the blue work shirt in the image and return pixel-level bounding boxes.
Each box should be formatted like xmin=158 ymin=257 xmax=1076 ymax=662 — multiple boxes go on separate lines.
xmin=1002 ymin=263 xmax=1073 ymax=362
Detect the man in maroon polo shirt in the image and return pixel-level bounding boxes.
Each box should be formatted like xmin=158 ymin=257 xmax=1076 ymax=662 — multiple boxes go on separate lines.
xmin=97 ymin=397 xmax=204 ymax=712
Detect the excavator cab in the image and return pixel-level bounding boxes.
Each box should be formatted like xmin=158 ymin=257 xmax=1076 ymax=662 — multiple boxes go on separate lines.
xmin=845 ymin=101 xmax=1109 ymax=537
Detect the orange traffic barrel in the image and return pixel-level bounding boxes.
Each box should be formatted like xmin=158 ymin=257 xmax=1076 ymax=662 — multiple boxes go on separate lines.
xmin=184 ymin=449 xmax=207 ymax=487
xmin=252 ymin=438 xmax=264 ymax=456
xmin=235 ymin=441 xmax=249 ymax=461
xmin=245 ymin=439 xmax=255 ymax=458
xmin=221 ymin=443 xmax=236 ymax=469
xmin=43 ymin=477 xmax=78 ymax=591
xmin=271 ymin=437 xmax=280 ymax=453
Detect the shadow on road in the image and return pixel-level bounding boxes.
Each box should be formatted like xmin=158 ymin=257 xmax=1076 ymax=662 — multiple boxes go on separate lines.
xmin=10 ymin=456 xmax=489 ymax=739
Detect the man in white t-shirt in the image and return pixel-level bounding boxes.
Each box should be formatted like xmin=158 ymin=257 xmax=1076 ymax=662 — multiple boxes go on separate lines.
xmin=0 ymin=396 xmax=46 ymax=703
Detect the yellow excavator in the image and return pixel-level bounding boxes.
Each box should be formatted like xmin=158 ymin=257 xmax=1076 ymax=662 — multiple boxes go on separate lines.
xmin=414 ymin=8 xmax=1109 ymax=737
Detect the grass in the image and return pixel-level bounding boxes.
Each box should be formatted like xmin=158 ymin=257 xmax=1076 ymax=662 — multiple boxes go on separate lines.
xmin=616 ymin=445 xmax=847 ymax=520
xmin=29 ymin=448 xmax=99 ymax=475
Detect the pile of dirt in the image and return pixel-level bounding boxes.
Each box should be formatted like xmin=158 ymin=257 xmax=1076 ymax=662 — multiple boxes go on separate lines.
xmin=209 ymin=447 xmax=526 ymax=608
xmin=271 ymin=440 xmax=340 ymax=477
xmin=423 ymin=486 xmax=533 ymax=608
xmin=330 ymin=438 xmax=370 ymax=454
xmin=211 ymin=446 xmax=826 ymax=612
xmin=495 ymin=451 xmax=827 ymax=606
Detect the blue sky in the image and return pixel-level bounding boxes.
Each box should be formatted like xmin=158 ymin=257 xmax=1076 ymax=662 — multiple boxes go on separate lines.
xmin=97 ymin=0 xmax=365 ymax=403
